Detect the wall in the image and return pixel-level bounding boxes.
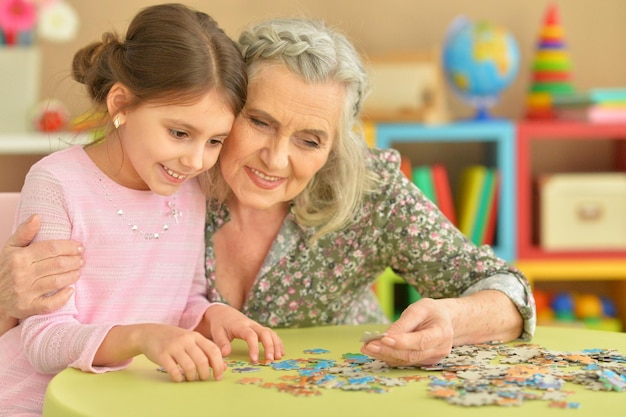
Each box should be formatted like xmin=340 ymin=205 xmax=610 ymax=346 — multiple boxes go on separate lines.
xmin=38 ymin=0 xmax=626 ymax=121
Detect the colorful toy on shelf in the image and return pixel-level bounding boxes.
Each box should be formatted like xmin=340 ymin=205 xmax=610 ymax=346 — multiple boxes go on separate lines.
xmin=550 ymin=291 xmax=576 ymax=321
xmin=533 ymin=289 xmax=622 ymax=331
xmin=600 ymin=295 xmax=618 ymax=317
xmin=573 ymin=293 xmax=603 ymax=320
xmin=442 ymin=16 xmax=520 ymax=120
xmin=0 ymin=0 xmax=79 ymax=45
xmin=587 ymin=88 xmax=626 ymax=123
xmin=525 ymin=3 xmax=576 ymax=120
xmin=0 ymin=1 xmax=80 ymax=133
xmin=533 ymin=288 xmax=553 ymax=321
xmin=30 ymin=98 xmax=69 ymax=132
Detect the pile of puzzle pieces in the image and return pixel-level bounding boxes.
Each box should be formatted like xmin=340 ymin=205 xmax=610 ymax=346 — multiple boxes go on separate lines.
xmin=228 ymin=342 xmax=626 ymax=408
xmin=422 ymin=342 xmax=625 ymax=407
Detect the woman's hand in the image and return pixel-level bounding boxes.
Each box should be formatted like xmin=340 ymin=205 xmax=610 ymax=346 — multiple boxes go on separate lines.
xmin=199 ymin=304 xmax=285 ymax=364
xmin=360 ymin=298 xmax=454 ymax=366
xmin=0 ymin=215 xmax=83 ymax=322
xmin=361 ymin=291 xmax=524 ymax=366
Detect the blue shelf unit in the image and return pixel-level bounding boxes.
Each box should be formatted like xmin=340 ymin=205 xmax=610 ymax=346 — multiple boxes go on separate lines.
xmin=374 ymin=120 xmax=516 ymax=262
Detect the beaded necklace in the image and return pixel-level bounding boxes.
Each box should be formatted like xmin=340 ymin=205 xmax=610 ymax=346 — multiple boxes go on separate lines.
xmin=97 ymin=176 xmax=183 ymax=239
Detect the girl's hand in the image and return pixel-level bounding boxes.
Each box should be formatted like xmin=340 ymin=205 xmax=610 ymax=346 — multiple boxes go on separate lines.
xmin=136 ymin=324 xmax=226 ymax=382
xmin=200 ymin=304 xmax=285 ymax=363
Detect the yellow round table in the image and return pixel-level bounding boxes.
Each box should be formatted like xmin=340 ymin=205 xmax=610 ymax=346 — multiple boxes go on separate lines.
xmin=43 ymin=325 xmax=626 ymax=417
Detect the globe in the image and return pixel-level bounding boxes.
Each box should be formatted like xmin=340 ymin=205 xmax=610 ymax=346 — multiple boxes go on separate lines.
xmin=442 ymin=16 xmax=520 ymax=120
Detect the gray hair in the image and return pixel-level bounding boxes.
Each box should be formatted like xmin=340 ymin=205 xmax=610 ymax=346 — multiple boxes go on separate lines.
xmin=206 ymin=18 xmax=379 ymax=241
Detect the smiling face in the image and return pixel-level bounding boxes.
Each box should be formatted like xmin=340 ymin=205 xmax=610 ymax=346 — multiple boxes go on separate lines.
xmin=98 ymin=85 xmax=235 ymax=196
xmin=219 ymin=64 xmax=345 ymax=211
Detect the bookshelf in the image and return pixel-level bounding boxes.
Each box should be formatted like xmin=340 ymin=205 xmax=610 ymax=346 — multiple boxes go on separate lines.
xmin=372 ymin=120 xmax=626 ymax=329
xmin=372 ymin=120 xmax=516 ymax=320
xmin=375 ymin=120 xmax=516 ymax=261
xmin=516 ymin=121 xmax=626 ymax=260
xmin=515 ymin=120 xmax=626 ymax=328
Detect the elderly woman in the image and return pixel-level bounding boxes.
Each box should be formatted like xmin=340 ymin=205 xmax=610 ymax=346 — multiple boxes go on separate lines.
xmin=0 ymin=17 xmax=535 ymax=366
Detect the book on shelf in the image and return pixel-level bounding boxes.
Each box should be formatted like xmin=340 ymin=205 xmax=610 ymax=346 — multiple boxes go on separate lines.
xmin=482 ymin=171 xmax=500 ymax=246
xmin=553 ymin=88 xmax=626 ymax=123
xmin=457 ymin=165 xmax=499 ymax=246
xmin=400 ymin=155 xmax=413 ymax=181
xmin=405 ymin=160 xmax=498 ymax=243
xmin=412 ymin=165 xmax=436 ymax=203
xmin=588 ymin=106 xmax=626 ymax=123
xmin=555 ymin=105 xmax=626 ymax=123
xmin=589 ymin=88 xmax=626 ymax=103
xmin=411 ymin=164 xmax=457 ymax=226
xmin=456 ymin=165 xmax=486 ymax=242
xmin=471 ymin=168 xmax=495 ymax=246
xmin=431 ymin=164 xmax=457 ymax=226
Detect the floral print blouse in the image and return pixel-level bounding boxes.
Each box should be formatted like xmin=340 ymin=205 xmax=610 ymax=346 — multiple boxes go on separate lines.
xmin=205 ymin=148 xmax=535 ymax=339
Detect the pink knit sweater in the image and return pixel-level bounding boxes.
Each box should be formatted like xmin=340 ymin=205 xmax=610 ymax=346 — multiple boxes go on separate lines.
xmin=0 ymin=146 xmax=212 ymax=416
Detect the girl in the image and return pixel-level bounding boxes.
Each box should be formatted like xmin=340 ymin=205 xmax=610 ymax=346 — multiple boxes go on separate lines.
xmin=0 ymin=4 xmax=283 ymax=416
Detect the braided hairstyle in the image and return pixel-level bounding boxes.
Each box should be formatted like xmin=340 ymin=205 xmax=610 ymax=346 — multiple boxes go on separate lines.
xmin=72 ymin=3 xmax=246 ymax=133
xmin=208 ymin=18 xmax=379 ymax=242
xmin=239 ymin=18 xmax=367 ymax=120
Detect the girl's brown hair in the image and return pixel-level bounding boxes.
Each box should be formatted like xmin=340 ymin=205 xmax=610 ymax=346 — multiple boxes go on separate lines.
xmin=72 ymin=3 xmax=246 ymax=119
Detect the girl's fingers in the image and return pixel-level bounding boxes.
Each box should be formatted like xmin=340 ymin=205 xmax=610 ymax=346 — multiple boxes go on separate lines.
xmin=198 ymin=337 xmax=226 ymax=380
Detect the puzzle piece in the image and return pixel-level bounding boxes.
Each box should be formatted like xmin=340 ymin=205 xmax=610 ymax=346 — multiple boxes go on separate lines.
xmin=270 ymin=360 xmax=300 ymax=371
xmin=359 ymin=331 xmax=385 ymax=343
xmin=232 ymin=367 xmax=261 ymax=373
xmin=303 ymin=348 xmax=330 ymax=354
xmin=236 ymin=377 xmax=264 ymax=385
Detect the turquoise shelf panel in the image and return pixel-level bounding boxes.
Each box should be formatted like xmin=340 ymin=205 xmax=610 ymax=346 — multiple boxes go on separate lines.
xmin=374 ymin=120 xmax=516 ymax=262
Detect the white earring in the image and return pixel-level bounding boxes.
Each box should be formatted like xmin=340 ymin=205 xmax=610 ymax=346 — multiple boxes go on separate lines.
xmin=113 ymin=116 xmax=121 ymax=129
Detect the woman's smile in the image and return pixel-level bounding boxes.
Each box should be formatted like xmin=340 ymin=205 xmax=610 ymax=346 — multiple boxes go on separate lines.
xmin=245 ymin=166 xmax=285 ymax=189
